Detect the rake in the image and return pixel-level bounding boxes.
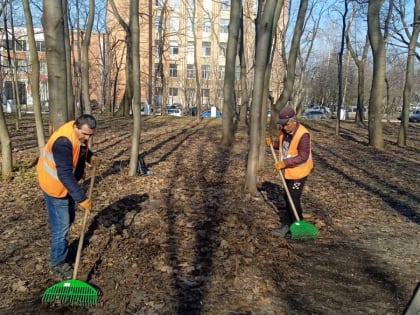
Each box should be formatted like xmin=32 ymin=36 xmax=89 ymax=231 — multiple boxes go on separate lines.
xmin=42 ymin=166 xmax=99 ymax=306
xmin=269 ymin=143 xmax=319 ymax=239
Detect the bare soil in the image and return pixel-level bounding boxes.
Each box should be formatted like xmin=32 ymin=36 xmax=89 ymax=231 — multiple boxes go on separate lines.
xmin=0 ymin=114 xmax=419 ymax=315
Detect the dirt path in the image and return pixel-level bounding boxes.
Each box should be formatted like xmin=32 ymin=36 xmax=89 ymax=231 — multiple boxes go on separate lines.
xmin=0 ymin=115 xmax=419 ymax=314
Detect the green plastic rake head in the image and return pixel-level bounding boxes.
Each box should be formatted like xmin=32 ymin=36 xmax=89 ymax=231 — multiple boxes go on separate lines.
xmin=43 ymin=167 xmax=99 ymax=306
xmin=290 ymin=220 xmax=319 ymax=239
xmin=42 ymin=279 xmax=98 ymax=306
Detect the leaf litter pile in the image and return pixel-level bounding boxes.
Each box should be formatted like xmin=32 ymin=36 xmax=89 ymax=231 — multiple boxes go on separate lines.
xmin=0 ymin=114 xmax=419 ymax=315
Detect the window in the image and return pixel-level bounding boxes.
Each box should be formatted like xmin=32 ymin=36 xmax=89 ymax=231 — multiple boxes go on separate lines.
xmin=154 ymin=63 xmax=163 ymax=77
xmin=187 ymin=41 xmax=194 ymax=56
xmin=187 ymin=17 xmax=196 ymax=32
xmin=154 ymin=16 xmax=162 ymax=30
xmin=5 ymin=39 xmax=26 ymax=51
xmin=16 ymin=59 xmax=27 ymax=73
xmin=219 ymin=43 xmax=226 ymax=56
xmin=202 ymin=41 xmax=211 ymax=56
xmin=154 ymin=39 xmax=162 ymax=55
xmin=221 ymin=0 xmax=229 ymax=10
xmin=36 ymin=41 xmax=45 ymax=52
xmin=169 ymin=87 xmax=178 ymax=96
xmin=40 ymin=60 xmax=48 ymax=75
xmin=203 ymin=18 xmax=211 ymax=33
xmin=201 ymin=64 xmax=210 ymax=79
xmin=16 ymin=40 xmax=26 ymax=51
xmin=169 ymin=40 xmax=178 ymax=55
xmin=219 ymin=65 xmax=225 ymax=79
xmin=186 ymin=88 xmax=195 ymax=99
xmin=169 ymin=63 xmax=178 ymax=77
xmin=201 ymin=88 xmax=210 ymax=98
xmin=170 ymin=16 xmax=179 ymax=32
xmin=155 ymin=0 xmax=164 ymax=6
xmin=187 ymin=64 xmax=195 ymax=78
xmin=220 ymin=19 xmax=229 ymax=34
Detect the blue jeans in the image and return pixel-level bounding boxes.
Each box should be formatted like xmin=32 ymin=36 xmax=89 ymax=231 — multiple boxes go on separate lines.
xmin=42 ymin=192 xmax=75 ymax=267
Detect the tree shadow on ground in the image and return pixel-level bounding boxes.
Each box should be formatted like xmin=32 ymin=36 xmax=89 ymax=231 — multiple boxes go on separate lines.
xmin=259 ymin=181 xmax=289 ymax=226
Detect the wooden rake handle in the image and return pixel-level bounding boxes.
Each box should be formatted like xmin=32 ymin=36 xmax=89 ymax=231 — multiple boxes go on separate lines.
xmin=269 ymin=143 xmax=301 ymax=221
xmin=73 ymin=165 xmax=96 ymax=279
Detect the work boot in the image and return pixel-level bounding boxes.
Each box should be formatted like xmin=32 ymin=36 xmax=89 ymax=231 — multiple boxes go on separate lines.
xmin=272 ymin=224 xmax=290 ymax=237
xmin=51 ymin=262 xmax=73 ymax=279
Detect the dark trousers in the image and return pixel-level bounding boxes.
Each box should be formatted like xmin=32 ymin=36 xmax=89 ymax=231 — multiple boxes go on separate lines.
xmin=284 ymin=177 xmax=307 ymax=222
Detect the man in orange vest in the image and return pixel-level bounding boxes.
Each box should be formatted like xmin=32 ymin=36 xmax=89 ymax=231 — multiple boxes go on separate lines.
xmin=266 ymin=107 xmax=313 ymax=237
xmin=36 ymin=114 xmax=99 ymax=278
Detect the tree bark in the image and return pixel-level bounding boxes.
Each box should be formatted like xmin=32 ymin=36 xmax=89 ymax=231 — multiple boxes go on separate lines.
xmin=245 ymin=0 xmax=277 ymax=194
xmin=42 ymin=0 xmax=69 ymax=131
xmin=23 ymin=0 xmax=45 ymax=152
xmin=221 ymin=0 xmax=241 ymax=146
xmin=82 ymin=0 xmax=95 ymax=115
xmin=367 ymin=0 xmax=388 ymax=149
xmin=272 ymin=0 xmax=308 ymax=131
xmin=128 ymin=0 xmax=141 ymax=176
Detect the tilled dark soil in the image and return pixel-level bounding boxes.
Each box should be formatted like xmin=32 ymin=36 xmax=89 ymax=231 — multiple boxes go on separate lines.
xmin=0 ymin=114 xmax=419 ymax=315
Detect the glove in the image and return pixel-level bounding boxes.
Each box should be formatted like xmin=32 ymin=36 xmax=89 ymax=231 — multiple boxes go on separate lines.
xmin=266 ymin=137 xmax=272 ymax=147
xmin=274 ymin=160 xmax=286 ymax=171
xmin=89 ymin=155 xmax=101 ymax=167
xmin=79 ymin=198 xmax=92 ymax=213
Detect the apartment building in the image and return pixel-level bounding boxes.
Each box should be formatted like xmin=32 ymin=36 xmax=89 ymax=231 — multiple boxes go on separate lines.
xmin=0 ymin=26 xmax=105 ymax=113
xmin=0 ymin=27 xmax=48 ymax=112
xmin=108 ymin=0 xmax=259 ymax=112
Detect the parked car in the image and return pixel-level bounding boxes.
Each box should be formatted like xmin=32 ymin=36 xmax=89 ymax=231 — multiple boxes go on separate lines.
xmin=167 ymin=108 xmax=182 ymax=117
xmin=201 ymin=109 xmax=222 ymax=118
xmin=409 ymin=110 xmax=420 ymax=122
xmin=302 ymin=110 xmax=329 ymax=120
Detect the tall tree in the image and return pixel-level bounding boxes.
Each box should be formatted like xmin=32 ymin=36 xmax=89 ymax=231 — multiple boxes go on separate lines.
xmin=128 ymin=0 xmax=141 ymax=176
xmin=0 ymin=2 xmax=13 ymax=178
xmin=109 ymin=0 xmax=133 ymax=117
xmin=346 ymin=1 xmax=370 ymax=126
xmin=81 ymin=0 xmax=95 ymax=114
xmin=23 ymin=0 xmax=45 ymax=152
xmin=367 ymin=0 xmax=392 ymax=149
xmin=244 ymin=0 xmax=277 ymax=193
xmin=271 ymin=0 xmax=309 ymax=131
xmin=221 ymin=0 xmax=241 ymax=146
xmin=335 ymin=0 xmax=349 ymax=136
xmin=42 ymin=0 xmax=69 ymax=131
xmin=397 ymin=0 xmax=420 ymax=146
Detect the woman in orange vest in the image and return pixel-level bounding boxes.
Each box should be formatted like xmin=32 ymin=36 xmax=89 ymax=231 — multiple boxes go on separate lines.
xmin=266 ymin=107 xmax=313 ymax=237
xmin=36 ymin=114 xmax=99 ymax=278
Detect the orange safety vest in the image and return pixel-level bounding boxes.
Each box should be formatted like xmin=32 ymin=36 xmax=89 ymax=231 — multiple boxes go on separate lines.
xmin=278 ymin=124 xmax=314 ymax=180
xmin=36 ymin=121 xmax=81 ymax=197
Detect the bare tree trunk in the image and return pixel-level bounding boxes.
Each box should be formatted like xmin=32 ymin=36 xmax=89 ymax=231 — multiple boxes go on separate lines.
xmin=335 ymin=0 xmax=348 ymax=136
xmin=238 ymin=9 xmax=248 ymax=126
xmin=82 ymin=0 xmax=95 ymax=115
xmin=42 ymin=0 xmax=69 ymax=131
xmin=272 ymin=0 xmax=308 ymax=131
xmin=23 ymin=0 xmax=45 ymax=152
xmin=221 ymin=0 xmax=241 ymax=147
xmin=245 ymin=0 xmax=277 ymax=194
xmin=0 ymin=106 xmax=13 ymax=178
xmin=63 ymin=0 xmax=74 ymax=118
xmin=397 ymin=0 xmax=420 ymax=146
xmin=346 ymin=27 xmax=369 ymax=126
xmin=367 ymin=0 xmax=390 ymax=149
xmin=128 ymin=0 xmax=141 ymax=176
xmin=109 ymin=0 xmax=133 ymax=117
